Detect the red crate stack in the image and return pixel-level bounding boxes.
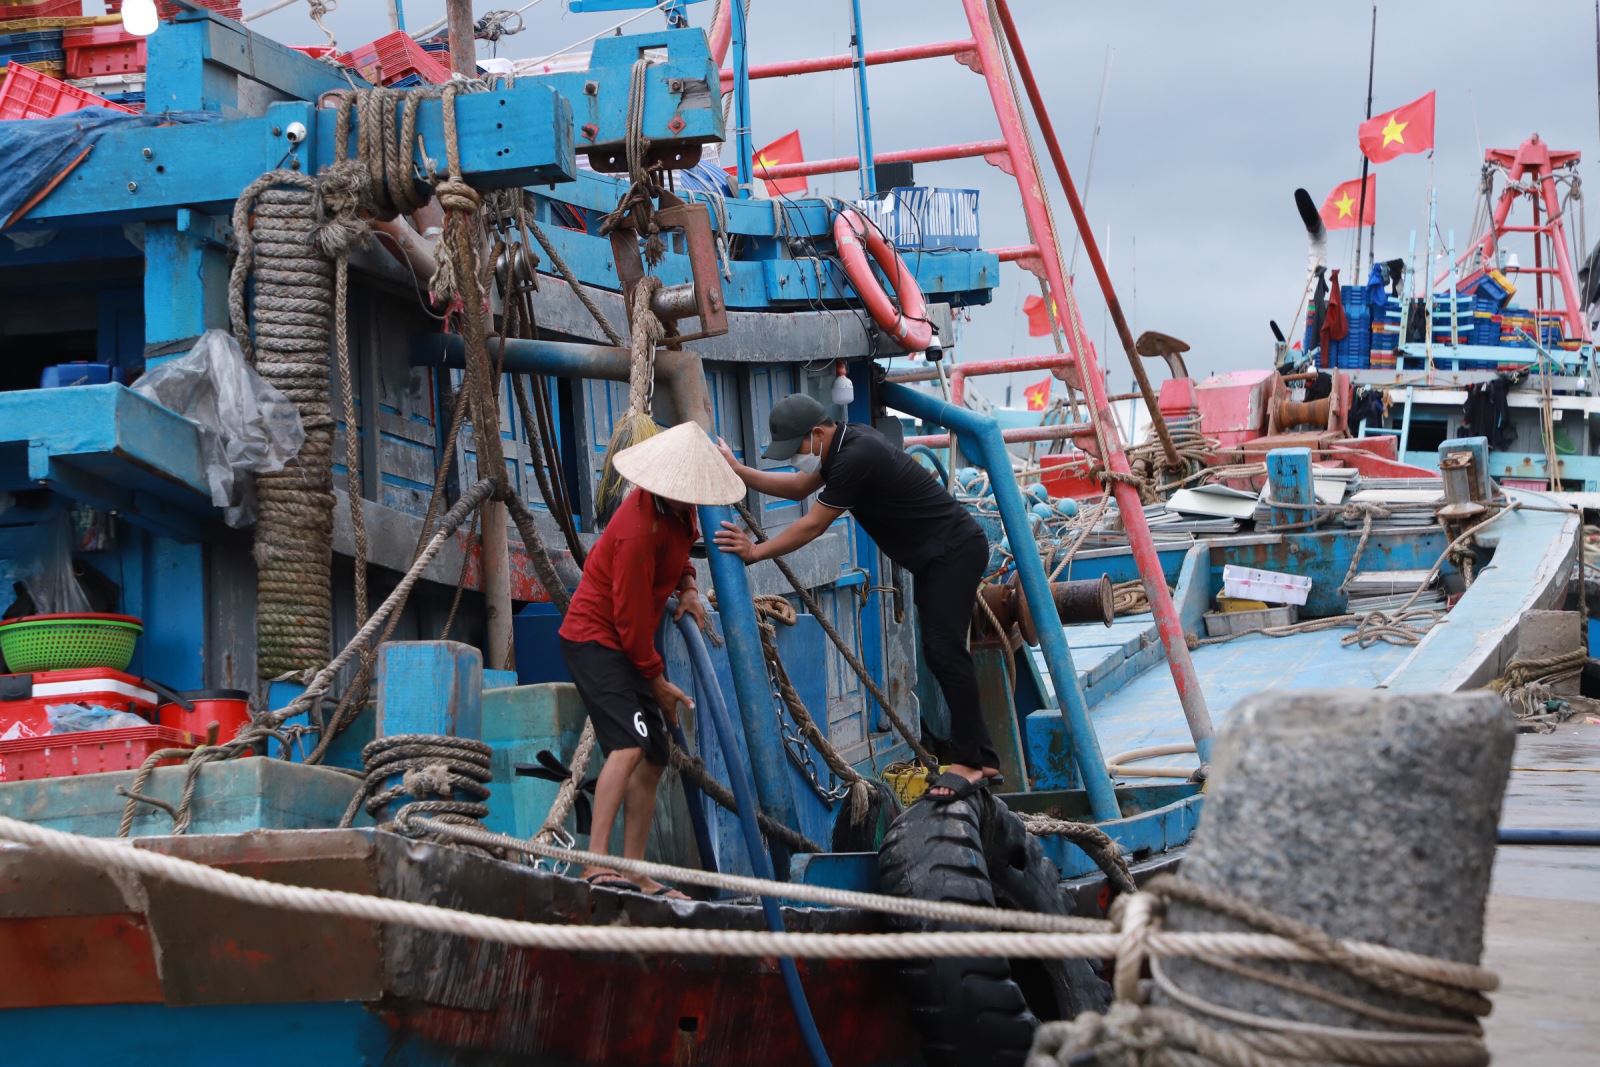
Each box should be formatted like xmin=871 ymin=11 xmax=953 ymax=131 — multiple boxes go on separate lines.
xmin=0 ymin=725 xmax=200 ymax=781
xmin=104 ymin=0 xmax=243 ymax=17
xmin=63 ymin=25 xmax=144 ymax=77
xmin=337 ymin=30 xmax=450 ymax=86
xmin=0 ymin=0 xmax=83 ymax=21
xmin=0 ymin=62 xmax=135 ymax=119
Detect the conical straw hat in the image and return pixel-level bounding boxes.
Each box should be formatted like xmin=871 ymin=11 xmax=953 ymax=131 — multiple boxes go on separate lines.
xmin=613 ymin=421 xmax=746 ymax=506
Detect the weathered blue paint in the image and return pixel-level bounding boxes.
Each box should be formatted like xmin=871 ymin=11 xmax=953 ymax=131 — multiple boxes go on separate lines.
xmin=147 ymin=11 xmax=364 ymax=113
xmin=880 ymin=381 xmax=1119 ymax=821
xmin=693 ymin=519 xmax=804 ymax=860
xmin=0 ymin=384 xmax=212 ymax=541
xmin=28 ymin=90 xmax=573 ymax=227
xmin=0 ymin=757 xmax=364 ymax=837
xmin=374 ymin=641 xmax=484 ymax=739
xmin=3 ymin=1003 xmax=449 ymax=1066
xmin=1438 ymin=436 xmax=1492 ymax=498
xmin=1206 ymin=531 xmax=1450 ymax=619
xmin=1007 ymin=787 xmax=1203 ymax=879
xmin=1265 ymin=447 xmax=1313 ymax=529
xmin=790 ymin=850 xmax=878 ymax=895
xmin=479 ymin=682 xmax=587 ymax=838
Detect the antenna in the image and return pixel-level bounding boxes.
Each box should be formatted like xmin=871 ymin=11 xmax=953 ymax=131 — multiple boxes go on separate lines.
xmin=1353 ymin=0 xmax=1378 ymax=275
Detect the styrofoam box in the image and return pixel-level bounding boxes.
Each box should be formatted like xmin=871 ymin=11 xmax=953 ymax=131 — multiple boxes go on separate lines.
xmin=1222 ymin=564 xmax=1311 ymax=606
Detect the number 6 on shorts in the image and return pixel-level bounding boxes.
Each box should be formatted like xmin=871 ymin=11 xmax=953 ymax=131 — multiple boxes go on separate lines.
xmin=633 ymin=710 xmax=648 ymax=738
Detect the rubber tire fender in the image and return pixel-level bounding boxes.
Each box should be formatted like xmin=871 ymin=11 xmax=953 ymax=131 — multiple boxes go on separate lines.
xmin=876 ymin=795 xmax=1039 ymax=1067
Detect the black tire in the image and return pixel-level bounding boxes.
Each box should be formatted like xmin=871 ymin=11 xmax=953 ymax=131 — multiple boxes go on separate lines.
xmin=877 ymin=795 xmax=1039 ymax=1067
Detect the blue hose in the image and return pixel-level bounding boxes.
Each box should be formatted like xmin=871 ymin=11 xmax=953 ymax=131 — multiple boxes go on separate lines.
xmin=666 ymin=720 xmax=718 ymax=874
xmin=673 ymin=612 xmax=833 ymax=1067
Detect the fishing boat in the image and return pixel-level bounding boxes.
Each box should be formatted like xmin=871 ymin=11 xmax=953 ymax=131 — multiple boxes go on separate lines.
xmin=0 ymin=3 xmax=1584 ymax=1066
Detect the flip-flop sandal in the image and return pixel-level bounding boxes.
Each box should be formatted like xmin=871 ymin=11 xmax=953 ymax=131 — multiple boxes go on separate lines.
xmin=924 ymin=770 xmax=989 ymax=804
xmin=582 ymin=871 xmax=636 ymax=891
xmin=649 ymin=886 xmax=691 ymax=900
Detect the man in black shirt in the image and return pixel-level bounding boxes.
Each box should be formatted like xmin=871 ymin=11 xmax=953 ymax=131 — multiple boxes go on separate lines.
xmin=714 ymin=393 xmax=999 ymax=800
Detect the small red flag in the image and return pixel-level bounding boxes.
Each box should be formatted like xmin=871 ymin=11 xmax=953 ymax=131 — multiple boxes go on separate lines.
xmin=1319 ymin=176 xmax=1375 ymax=230
xmin=1022 ymin=293 xmax=1055 ymax=337
xmin=1359 ymin=91 xmax=1435 ymax=164
xmin=725 ymin=130 xmax=808 ymax=197
xmin=1023 ymin=375 xmax=1052 ymax=411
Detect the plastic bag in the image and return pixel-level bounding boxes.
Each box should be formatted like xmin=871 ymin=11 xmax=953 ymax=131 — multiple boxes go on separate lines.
xmin=9 ymin=511 xmax=91 ymax=616
xmin=130 ymin=330 xmax=304 ymax=527
xmin=47 ymin=703 xmax=148 ymax=734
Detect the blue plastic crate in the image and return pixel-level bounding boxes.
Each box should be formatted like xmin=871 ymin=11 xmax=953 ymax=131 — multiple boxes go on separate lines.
xmin=0 ymin=48 xmax=64 ymax=68
xmin=40 ymin=362 xmax=115 ymax=388
xmin=101 ymin=91 xmax=144 ymax=107
xmin=1340 ymin=284 xmax=1367 ymax=307
xmin=0 ymin=31 xmax=63 ymax=59
xmin=388 ymin=73 xmax=423 ymax=88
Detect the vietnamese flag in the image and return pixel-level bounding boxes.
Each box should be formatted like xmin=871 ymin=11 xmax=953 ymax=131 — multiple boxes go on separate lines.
xmin=725 ymin=130 xmax=808 ymax=197
xmin=1320 ymin=176 xmax=1375 ymax=230
xmin=1023 ymin=375 xmax=1052 ymax=411
xmin=1022 ymin=293 xmax=1056 ymax=337
xmin=1359 ymin=91 xmax=1436 ymax=164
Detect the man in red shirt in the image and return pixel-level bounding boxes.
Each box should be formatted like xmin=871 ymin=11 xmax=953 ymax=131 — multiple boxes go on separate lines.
xmin=558 ymin=422 xmax=746 ymax=897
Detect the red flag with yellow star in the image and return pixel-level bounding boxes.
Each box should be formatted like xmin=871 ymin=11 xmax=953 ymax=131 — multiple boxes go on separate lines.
xmin=725 ymin=130 xmax=808 ymax=197
xmin=1022 ymin=293 xmax=1056 ymax=337
xmin=1319 ymin=176 xmax=1375 ymax=230
xmin=1023 ymin=375 xmax=1052 ymax=411
xmin=1359 ymin=91 xmax=1435 ymax=164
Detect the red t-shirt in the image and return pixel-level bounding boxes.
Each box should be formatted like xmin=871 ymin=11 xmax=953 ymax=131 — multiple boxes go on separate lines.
xmin=558 ymin=488 xmax=696 ymax=679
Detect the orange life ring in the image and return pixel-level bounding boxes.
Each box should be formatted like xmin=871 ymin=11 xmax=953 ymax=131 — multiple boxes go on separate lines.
xmin=832 ymin=209 xmax=935 ymax=352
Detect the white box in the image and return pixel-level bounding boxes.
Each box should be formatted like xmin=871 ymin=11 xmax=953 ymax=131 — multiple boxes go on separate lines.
xmin=1222 ymin=564 xmax=1312 ymax=606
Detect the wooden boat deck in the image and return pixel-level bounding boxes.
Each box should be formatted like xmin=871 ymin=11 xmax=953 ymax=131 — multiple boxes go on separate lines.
xmin=1484 ymin=723 xmax=1600 ymax=1064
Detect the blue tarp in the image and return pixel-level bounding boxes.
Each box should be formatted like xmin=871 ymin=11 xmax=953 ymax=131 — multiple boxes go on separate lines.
xmin=0 ymin=108 xmax=221 ymax=226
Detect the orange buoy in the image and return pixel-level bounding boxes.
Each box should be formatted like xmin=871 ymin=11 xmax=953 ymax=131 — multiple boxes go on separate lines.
xmin=832 ymin=209 xmax=934 ymax=352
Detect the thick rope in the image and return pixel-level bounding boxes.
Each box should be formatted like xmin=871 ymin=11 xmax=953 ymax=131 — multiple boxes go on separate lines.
xmin=734 ymin=503 xmax=938 ymax=770
xmin=1017 ymin=812 xmax=1136 ymax=895
xmin=1029 ymin=875 xmax=1493 ymax=1067
xmin=230 ymin=171 xmax=337 ymax=678
xmin=339 ymin=734 xmax=494 ymax=831
xmin=0 ymin=815 xmax=1499 ymax=988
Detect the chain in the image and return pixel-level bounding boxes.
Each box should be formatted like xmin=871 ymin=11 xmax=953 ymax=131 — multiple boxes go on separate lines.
xmin=764 ymin=653 xmax=850 ymax=804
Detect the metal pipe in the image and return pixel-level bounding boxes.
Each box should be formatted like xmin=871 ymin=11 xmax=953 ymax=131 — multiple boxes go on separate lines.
xmin=881 ymin=381 xmax=1119 ymax=821
xmin=1498 ymin=827 xmax=1600 ymax=846
xmin=695 ymin=505 xmax=804 ymax=856
xmin=904 ymin=424 xmax=1085 ymax=448
xmin=847 ymin=0 xmax=876 ymax=197
xmin=720 ymin=38 xmax=977 ymax=86
xmin=729 ymin=0 xmax=755 ymax=196
xmin=967 ymin=0 xmax=1213 ymax=760
xmin=753 ymin=139 xmax=1007 ymax=182
xmin=673 ymin=610 xmax=829 ymax=1067
xmin=411 ymin=333 xmax=715 ymax=432
xmin=988 ymin=0 xmax=1180 ymax=472
xmin=990 ymin=244 xmax=1040 ymax=263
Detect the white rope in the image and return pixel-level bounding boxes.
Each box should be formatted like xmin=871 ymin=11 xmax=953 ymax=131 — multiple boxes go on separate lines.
xmin=0 ymin=815 xmax=1500 ymax=984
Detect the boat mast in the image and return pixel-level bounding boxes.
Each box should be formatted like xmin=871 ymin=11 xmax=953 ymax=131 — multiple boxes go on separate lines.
xmin=1353 ymin=0 xmax=1377 ymax=276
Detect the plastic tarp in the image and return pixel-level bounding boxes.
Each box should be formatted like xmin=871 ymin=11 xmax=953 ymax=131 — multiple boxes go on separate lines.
xmin=130 ymin=330 xmax=305 ymax=527
xmin=0 ymin=107 xmax=221 ymax=226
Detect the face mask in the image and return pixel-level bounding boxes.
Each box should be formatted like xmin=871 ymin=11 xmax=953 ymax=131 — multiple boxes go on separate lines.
xmin=791 ymin=431 xmax=821 ymax=474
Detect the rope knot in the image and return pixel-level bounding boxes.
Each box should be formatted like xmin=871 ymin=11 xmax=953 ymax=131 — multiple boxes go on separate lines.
xmin=402 ymin=762 xmax=455 ymax=798
xmin=436 ymin=177 xmax=482 ymax=216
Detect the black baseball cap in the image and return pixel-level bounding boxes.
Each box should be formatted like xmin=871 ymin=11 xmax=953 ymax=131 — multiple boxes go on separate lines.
xmin=762 ymin=393 xmax=827 ymax=460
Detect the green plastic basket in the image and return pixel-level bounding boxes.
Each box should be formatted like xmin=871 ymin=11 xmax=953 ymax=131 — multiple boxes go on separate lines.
xmin=0 ymin=613 xmax=143 ymax=672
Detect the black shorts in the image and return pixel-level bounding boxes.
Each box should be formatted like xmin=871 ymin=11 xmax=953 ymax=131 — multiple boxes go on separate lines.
xmin=559 ymin=637 xmax=671 ymax=766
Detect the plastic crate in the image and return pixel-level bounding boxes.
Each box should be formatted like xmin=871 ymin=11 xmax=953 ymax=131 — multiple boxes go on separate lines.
xmin=0 ymin=724 xmax=199 ymax=781
xmin=63 ymin=25 xmax=144 ymax=77
xmin=0 ymin=0 xmax=81 ymax=22
xmin=854 ymin=186 xmax=980 ymax=251
xmin=155 ymin=0 xmax=241 ymax=17
xmin=289 ymin=44 xmax=340 ymax=60
xmin=337 ymin=30 xmax=450 ymax=86
xmin=0 ymin=666 xmax=159 ymax=739
xmin=0 ymin=29 xmax=60 ymax=57
xmin=0 ymin=49 xmax=63 ymax=73
xmin=0 ymin=61 xmax=132 ymax=118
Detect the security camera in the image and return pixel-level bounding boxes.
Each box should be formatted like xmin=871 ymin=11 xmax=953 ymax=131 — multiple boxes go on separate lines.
xmin=285 ymin=122 xmax=308 ymax=144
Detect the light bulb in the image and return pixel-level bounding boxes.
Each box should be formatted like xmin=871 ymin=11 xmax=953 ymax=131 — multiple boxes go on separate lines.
xmin=121 ymin=0 xmax=159 ymax=37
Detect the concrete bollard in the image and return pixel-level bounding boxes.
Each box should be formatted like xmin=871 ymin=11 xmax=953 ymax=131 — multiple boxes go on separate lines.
xmin=1157 ymin=689 xmax=1515 ymax=1030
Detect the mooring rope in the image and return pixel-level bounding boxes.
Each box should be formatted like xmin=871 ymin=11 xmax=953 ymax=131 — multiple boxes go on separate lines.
xmin=229 ymin=170 xmax=338 ymax=678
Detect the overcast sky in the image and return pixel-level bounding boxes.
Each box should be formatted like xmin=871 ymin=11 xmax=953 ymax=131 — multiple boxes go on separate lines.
xmin=246 ymin=0 xmax=1600 ymax=403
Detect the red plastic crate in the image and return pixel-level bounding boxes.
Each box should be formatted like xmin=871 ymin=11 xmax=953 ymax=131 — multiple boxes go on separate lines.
xmin=338 ymin=30 xmax=450 ymax=86
xmin=0 ymin=62 xmax=134 ymax=118
xmin=0 ymin=724 xmax=199 ymax=781
xmin=63 ymin=25 xmax=144 ymax=78
xmin=156 ymin=0 xmax=241 ymax=17
xmin=0 ymin=666 xmax=158 ymax=738
xmin=290 ymin=44 xmax=340 ymax=61
xmin=0 ymin=0 xmax=83 ymax=22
